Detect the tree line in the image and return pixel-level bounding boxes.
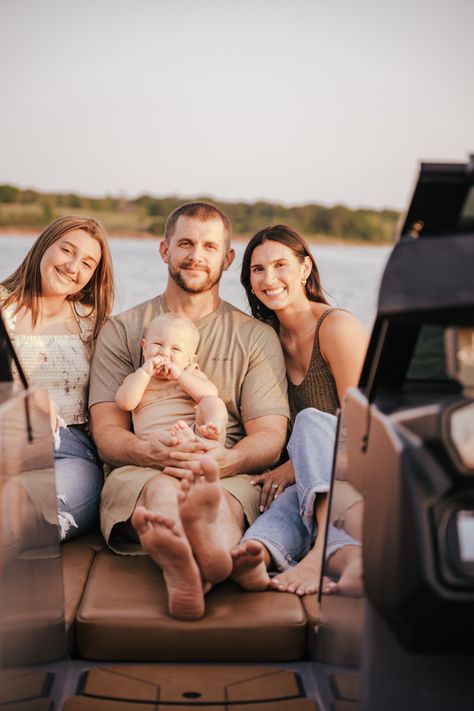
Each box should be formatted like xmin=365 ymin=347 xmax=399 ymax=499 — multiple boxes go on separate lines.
xmin=0 ymin=184 xmax=399 ymax=243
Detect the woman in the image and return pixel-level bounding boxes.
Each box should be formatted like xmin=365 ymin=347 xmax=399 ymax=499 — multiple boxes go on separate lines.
xmin=231 ymin=224 xmax=368 ymax=596
xmin=0 ymin=216 xmax=114 ymax=541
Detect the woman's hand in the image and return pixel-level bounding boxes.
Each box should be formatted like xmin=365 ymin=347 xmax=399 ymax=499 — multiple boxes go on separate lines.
xmin=251 ymin=459 xmax=295 ymax=512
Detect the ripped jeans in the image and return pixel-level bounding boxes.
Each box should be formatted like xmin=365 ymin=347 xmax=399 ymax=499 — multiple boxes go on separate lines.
xmin=55 ymin=425 xmax=103 ymax=542
xmin=242 ymin=408 xmax=358 ymax=572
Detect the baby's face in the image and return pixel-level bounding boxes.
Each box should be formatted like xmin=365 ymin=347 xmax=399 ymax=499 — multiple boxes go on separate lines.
xmin=142 ymin=320 xmax=196 ymax=372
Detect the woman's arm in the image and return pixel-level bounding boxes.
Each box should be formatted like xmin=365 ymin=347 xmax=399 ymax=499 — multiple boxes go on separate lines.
xmin=319 ymin=311 xmax=369 ymax=404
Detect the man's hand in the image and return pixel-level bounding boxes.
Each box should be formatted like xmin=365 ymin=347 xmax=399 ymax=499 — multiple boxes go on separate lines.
xmin=251 ymin=459 xmax=295 ymax=512
xmin=90 ymin=402 xmax=202 ymax=471
xmin=163 ymin=439 xmax=240 ymax=479
xmin=163 ymin=414 xmax=288 ymax=481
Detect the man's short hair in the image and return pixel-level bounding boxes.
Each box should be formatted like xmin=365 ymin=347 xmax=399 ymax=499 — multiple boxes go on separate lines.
xmin=164 ymin=201 xmax=232 ymax=248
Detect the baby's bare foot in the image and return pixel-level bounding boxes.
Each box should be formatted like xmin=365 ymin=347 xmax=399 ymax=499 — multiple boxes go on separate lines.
xmin=178 ymin=455 xmax=232 ymax=584
xmin=169 ymin=420 xmax=198 ymax=445
xmin=231 ymin=540 xmax=270 ymax=591
xmin=131 ymin=505 xmax=205 ymax=620
xmin=196 ymin=421 xmax=223 ymax=441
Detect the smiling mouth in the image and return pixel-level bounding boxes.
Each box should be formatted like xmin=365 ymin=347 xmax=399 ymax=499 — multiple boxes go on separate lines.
xmin=55 ymin=267 xmax=76 ymax=283
xmin=181 ymin=265 xmax=208 ymax=274
xmin=264 ymin=287 xmax=285 ymax=296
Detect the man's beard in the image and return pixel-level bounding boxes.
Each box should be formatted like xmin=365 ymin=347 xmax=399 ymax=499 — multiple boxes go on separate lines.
xmin=168 ymin=260 xmax=224 ymax=294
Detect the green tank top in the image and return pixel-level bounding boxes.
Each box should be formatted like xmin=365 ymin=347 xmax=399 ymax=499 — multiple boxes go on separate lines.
xmin=287 ymin=307 xmax=342 ymax=425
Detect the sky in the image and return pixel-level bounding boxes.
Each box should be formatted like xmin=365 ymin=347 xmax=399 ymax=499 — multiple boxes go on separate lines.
xmin=1 ymin=0 xmax=473 ymax=211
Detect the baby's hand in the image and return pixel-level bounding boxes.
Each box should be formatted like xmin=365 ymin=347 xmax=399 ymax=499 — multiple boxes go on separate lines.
xmin=142 ymin=356 xmax=164 ymax=376
xmin=159 ymin=360 xmax=182 ymax=380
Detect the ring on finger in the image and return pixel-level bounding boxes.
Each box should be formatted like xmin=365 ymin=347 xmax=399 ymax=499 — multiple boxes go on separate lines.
xmin=271 ymin=483 xmax=278 ymax=489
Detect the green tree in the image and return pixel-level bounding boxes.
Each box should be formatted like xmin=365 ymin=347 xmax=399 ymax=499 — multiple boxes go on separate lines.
xmin=0 ymin=184 xmax=20 ymax=203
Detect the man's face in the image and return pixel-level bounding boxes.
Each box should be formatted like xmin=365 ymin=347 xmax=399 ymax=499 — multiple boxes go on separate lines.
xmin=160 ymin=215 xmax=234 ymax=294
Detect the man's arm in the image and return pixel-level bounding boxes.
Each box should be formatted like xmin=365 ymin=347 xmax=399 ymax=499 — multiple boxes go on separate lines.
xmin=90 ymin=401 xmax=205 ymax=471
xmin=219 ymin=414 xmax=287 ymax=477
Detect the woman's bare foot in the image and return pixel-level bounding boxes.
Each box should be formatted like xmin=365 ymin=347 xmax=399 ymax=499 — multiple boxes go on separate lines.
xmin=196 ymin=421 xmax=223 ymax=441
xmin=328 ymin=545 xmax=364 ymax=597
xmin=178 ymin=455 xmax=232 ymax=584
xmin=269 ymin=546 xmax=332 ymax=596
xmin=131 ymin=505 xmax=205 ymax=620
xmin=169 ymin=420 xmax=198 ymax=445
xmin=230 ymin=540 xmax=271 ymax=591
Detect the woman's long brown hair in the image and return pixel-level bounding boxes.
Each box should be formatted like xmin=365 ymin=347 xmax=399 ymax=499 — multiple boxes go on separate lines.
xmin=241 ymin=224 xmax=328 ymax=328
xmin=1 ymin=216 xmax=115 ymax=340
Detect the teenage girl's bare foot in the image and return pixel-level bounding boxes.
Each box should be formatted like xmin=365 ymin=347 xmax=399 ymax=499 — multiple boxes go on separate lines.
xmin=269 ymin=546 xmax=333 ymax=596
xmin=178 ymin=455 xmax=232 ymax=584
xmin=230 ymin=540 xmax=271 ymax=591
xmin=196 ymin=421 xmax=223 ymax=441
xmin=169 ymin=420 xmax=198 ymax=445
xmin=131 ymin=505 xmax=205 ymax=620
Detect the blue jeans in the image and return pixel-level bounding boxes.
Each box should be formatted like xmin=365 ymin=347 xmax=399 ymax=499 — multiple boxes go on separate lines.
xmin=55 ymin=425 xmax=103 ymax=542
xmin=243 ymin=408 xmax=357 ymax=572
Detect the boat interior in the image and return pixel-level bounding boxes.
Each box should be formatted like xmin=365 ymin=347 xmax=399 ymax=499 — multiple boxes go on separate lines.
xmin=1 ymin=156 xmax=473 ymax=710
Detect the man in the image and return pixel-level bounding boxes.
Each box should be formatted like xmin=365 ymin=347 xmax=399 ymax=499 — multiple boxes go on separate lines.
xmin=89 ymin=202 xmax=289 ymax=620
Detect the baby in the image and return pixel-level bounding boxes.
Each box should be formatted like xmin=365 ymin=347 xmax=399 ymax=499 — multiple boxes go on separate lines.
xmin=115 ymin=313 xmax=228 ymax=446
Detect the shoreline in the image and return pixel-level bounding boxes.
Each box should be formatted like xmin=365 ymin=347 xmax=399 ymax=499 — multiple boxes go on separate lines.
xmin=0 ymin=227 xmax=392 ymax=247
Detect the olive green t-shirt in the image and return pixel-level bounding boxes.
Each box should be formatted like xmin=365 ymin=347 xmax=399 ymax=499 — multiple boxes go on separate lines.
xmin=89 ymin=296 xmax=289 ymax=447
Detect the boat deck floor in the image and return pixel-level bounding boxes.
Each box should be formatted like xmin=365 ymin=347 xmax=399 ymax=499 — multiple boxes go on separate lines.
xmin=1 ymin=660 xmax=359 ymax=710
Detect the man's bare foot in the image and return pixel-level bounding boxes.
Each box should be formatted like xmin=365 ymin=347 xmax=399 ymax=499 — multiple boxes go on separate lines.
xmin=196 ymin=421 xmax=223 ymax=441
xmin=169 ymin=420 xmax=198 ymax=445
xmin=230 ymin=540 xmax=270 ymax=591
xmin=178 ymin=455 xmax=232 ymax=584
xmin=131 ymin=505 xmax=205 ymax=620
xmin=269 ymin=546 xmax=332 ymax=596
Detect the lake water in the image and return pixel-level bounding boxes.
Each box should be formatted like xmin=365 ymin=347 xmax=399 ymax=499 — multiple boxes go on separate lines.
xmin=0 ymin=235 xmax=391 ymax=330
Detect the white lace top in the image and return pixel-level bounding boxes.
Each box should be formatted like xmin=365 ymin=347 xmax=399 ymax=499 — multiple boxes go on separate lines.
xmin=1 ymin=288 xmax=94 ymax=426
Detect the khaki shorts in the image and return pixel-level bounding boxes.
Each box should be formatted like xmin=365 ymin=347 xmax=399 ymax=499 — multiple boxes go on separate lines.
xmin=100 ymin=465 xmax=260 ymax=555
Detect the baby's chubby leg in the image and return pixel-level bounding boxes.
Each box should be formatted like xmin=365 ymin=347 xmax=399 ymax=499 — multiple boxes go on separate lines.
xmin=195 ymin=395 xmax=228 ymax=442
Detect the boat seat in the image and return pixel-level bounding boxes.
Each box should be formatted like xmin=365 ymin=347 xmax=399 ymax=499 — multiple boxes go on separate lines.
xmin=75 ymin=548 xmax=314 ymax=661
xmin=62 ymin=534 xmax=105 ymax=650
xmin=307 ymin=595 xmax=363 ymax=667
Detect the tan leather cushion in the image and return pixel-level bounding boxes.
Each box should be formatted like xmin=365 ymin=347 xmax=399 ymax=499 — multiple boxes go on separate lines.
xmin=1 ymin=555 xmax=65 ymax=665
xmin=306 ymin=595 xmax=363 ymax=667
xmin=76 ymin=551 xmax=308 ymax=661
xmin=301 ymin=593 xmax=321 ymax=655
xmin=62 ymin=535 xmax=104 ymax=648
